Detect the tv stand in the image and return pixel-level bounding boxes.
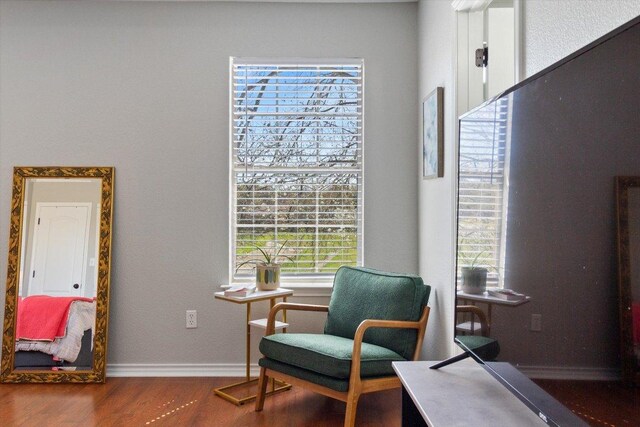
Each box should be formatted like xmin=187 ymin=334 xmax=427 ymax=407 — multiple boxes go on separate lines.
xmin=429 ymin=348 xmax=482 ymax=369
xmin=429 ymin=337 xmax=489 ymax=369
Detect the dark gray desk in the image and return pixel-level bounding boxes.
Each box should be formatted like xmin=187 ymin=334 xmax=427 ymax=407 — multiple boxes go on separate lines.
xmin=393 ymin=359 xmax=587 ymax=427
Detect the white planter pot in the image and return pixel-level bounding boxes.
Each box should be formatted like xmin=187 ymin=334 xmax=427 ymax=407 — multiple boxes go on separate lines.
xmin=461 ymin=267 xmax=488 ymax=294
xmin=256 ymin=263 xmax=280 ymax=291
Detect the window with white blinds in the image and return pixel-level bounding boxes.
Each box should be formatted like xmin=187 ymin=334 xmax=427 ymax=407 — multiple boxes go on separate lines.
xmin=456 ymin=96 xmax=511 ymax=286
xmin=230 ymin=58 xmax=364 ymax=283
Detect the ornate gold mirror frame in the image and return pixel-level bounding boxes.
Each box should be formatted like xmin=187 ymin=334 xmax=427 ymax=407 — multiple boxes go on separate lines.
xmin=1 ymin=167 xmax=114 ymax=383
xmin=615 ymin=176 xmax=640 ymax=386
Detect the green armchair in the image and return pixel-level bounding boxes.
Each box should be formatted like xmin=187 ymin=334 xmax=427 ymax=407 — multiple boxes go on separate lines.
xmin=255 ymin=266 xmax=431 ymax=427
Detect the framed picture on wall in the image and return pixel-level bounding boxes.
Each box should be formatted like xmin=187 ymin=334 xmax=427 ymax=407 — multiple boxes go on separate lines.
xmin=423 ymin=87 xmax=444 ymax=179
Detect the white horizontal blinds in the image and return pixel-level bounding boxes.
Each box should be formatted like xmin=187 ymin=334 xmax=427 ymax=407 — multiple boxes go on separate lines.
xmin=457 ymin=96 xmax=511 ymax=286
xmin=232 ymin=60 xmax=363 ymax=280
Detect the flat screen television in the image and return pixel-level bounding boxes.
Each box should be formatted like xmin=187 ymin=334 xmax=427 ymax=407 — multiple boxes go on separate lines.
xmin=436 ymin=14 xmax=640 ymax=426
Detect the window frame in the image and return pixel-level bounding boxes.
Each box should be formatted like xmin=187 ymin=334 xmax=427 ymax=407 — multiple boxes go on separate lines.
xmin=228 ymin=57 xmax=365 ymax=287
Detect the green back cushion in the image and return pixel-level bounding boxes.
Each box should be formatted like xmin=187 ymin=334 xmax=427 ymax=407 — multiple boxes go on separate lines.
xmin=324 ymin=266 xmax=431 ymax=360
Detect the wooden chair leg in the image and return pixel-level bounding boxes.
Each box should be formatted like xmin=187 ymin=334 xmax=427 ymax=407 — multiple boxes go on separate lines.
xmin=255 ymin=367 xmax=269 ymax=411
xmin=343 ymin=389 xmax=361 ymax=427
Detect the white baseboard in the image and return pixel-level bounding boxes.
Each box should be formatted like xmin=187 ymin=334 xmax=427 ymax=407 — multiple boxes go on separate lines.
xmin=517 ymin=365 xmax=620 ymax=381
xmin=107 ymin=363 xmax=261 ymax=377
xmin=107 ymin=363 xmax=620 ymax=381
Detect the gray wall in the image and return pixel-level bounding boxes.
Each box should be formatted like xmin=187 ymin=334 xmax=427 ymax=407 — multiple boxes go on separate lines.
xmin=523 ymin=0 xmax=640 ymax=77
xmin=417 ymin=0 xmax=457 ymax=361
xmin=0 ymin=1 xmax=419 ymax=368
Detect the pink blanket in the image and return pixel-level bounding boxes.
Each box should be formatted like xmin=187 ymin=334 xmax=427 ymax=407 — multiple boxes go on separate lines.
xmin=633 ymin=302 xmax=640 ymax=345
xmin=16 ymin=295 xmax=94 ymax=341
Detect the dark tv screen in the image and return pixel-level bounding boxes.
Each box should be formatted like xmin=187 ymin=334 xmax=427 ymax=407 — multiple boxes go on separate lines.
xmin=452 ymin=14 xmax=640 ymax=426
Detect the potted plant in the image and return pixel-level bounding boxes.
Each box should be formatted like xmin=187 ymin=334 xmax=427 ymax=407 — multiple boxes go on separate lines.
xmin=460 ymin=251 xmax=489 ymax=294
xmin=236 ymin=241 xmax=294 ymax=291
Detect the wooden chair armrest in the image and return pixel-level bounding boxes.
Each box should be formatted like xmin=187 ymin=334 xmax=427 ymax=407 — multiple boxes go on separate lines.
xmin=456 ymin=305 xmax=489 ymax=336
xmin=349 ymin=306 xmax=430 ymax=381
xmin=265 ymin=302 xmax=329 ymax=335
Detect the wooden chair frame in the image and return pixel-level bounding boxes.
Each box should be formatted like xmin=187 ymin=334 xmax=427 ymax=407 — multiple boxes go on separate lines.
xmin=255 ymin=302 xmax=430 ymax=427
xmin=456 ymin=305 xmax=490 ymax=336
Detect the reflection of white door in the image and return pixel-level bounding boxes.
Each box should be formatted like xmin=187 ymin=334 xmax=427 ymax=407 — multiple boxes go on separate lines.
xmin=456 ymin=3 xmax=516 ymax=116
xmin=27 ymin=203 xmax=91 ymax=297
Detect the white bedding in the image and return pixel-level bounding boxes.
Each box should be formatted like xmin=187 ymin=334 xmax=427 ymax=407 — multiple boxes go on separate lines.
xmin=15 ymin=300 xmax=96 ymax=362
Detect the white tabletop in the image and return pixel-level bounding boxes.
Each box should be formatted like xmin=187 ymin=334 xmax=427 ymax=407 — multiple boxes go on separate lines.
xmin=214 ymin=287 xmax=293 ymax=304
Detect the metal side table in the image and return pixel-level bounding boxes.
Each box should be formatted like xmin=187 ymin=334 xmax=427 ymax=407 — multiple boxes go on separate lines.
xmin=213 ymin=288 xmax=293 ymax=405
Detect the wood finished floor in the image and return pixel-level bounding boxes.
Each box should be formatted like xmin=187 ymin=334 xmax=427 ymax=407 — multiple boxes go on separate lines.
xmin=0 ymin=377 xmax=399 ymax=427
xmin=0 ymin=377 xmax=638 ymax=426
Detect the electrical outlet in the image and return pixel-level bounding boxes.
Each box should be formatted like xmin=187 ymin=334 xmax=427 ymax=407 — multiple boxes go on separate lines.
xmin=531 ymin=314 xmax=542 ymax=332
xmin=186 ymin=310 xmax=197 ymax=329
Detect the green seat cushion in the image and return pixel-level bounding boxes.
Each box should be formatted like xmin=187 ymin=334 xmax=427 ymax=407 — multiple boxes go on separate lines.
xmin=259 ymin=333 xmax=406 ymax=379
xmin=457 ymin=335 xmax=500 ymax=361
xmin=325 ymin=266 xmax=431 ymax=360
xmin=259 ymin=357 xmax=350 ymax=392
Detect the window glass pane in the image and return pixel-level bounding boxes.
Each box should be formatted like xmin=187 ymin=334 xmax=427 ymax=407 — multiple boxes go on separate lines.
xmin=231 ymin=60 xmax=363 ymax=282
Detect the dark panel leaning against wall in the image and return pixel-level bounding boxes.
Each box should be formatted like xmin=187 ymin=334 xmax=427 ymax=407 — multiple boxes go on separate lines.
xmin=491 ymin=22 xmax=640 ymax=371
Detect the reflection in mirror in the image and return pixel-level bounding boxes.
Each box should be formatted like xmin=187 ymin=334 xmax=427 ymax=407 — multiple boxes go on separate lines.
xmin=456 ymin=96 xmax=511 ymax=290
xmin=20 ymin=178 xmax=101 ymax=298
xmin=616 ymin=177 xmax=640 ymax=386
xmin=453 ymin=95 xmax=524 ymax=362
xmin=1 ymin=167 xmax=114 ymax=383
xmin=17 ymin=178 xmax=100 ymax=371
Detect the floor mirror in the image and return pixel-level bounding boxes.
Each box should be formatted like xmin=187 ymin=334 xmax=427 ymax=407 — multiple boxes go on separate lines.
xmin=616 ymin=176 xmax=640 ymax=386
xmin=1 ymin=167 xmax=114 ymax=383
